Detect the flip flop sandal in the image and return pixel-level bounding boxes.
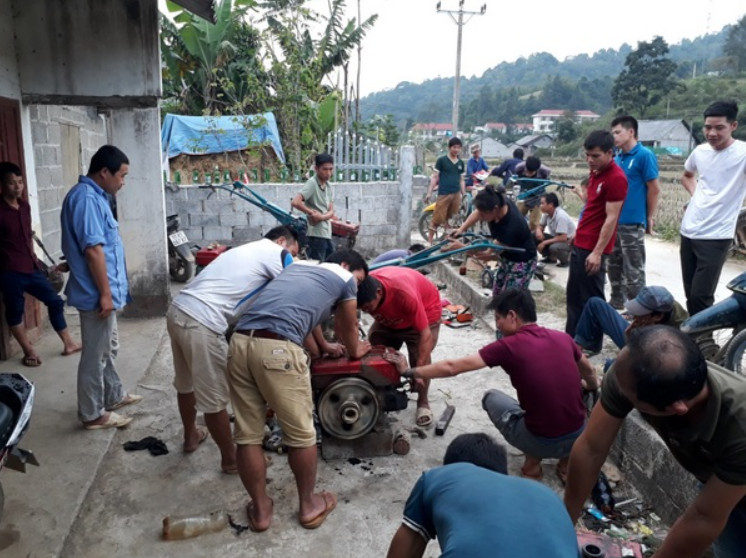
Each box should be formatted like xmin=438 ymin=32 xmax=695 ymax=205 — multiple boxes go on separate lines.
xmin=22 ymin=355 xmax=42 ymax=367
xmin=415 ymin=407 xmax=434 ymax=428
xmin=183 ymin=427 xmax=209 ymax=453
xmin=519 ymin=464 xmax=543 ymax=480
xmin=84 ymin=411 xmax=133 ymax=430
xmin=106 ymin=393 xmax=143 ymax=411
xmin=299 ymin=492 xmax=337 ymax=529
xmin=247 ymin=499 xmax=272 ymax=533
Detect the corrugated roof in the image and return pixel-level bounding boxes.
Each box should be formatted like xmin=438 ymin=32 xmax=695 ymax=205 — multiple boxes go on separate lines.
xmin=638 ymin=119 xmax=691 ymax=141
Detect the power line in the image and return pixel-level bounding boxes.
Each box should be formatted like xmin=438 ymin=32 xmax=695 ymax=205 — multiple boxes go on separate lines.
xmin=437 ymin=1 xmax=486 ymax=138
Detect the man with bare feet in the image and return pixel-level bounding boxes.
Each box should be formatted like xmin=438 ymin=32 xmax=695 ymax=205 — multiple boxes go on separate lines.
xmin=227 ymin=249 xmax=371 ymax=531
xmin=0 ymin=162 xmax=81 ymax=366
xmin=387 ymin=289 xmax=598 ymax=483
xmin=166 ymin=226 xmax=298 ymax=473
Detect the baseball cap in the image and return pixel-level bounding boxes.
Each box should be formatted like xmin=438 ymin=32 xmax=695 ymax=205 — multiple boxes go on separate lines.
xmin=470 ymin=145 xmax=480 ymax=153
xmin=624 ymin=286 xmax=674 ymax=316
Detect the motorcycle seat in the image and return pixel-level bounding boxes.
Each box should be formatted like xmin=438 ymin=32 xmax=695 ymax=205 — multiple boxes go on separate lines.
xmin=0 ymin=400 xmax=14 ymax=449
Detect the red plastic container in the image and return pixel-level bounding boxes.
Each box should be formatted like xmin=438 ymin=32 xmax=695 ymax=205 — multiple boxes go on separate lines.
xmin=195 ymin=243 xmax=229 ymax=268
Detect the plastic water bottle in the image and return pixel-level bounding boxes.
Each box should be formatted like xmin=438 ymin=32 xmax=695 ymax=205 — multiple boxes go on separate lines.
xmin=162 ymin=511 xmax=228 ymax=540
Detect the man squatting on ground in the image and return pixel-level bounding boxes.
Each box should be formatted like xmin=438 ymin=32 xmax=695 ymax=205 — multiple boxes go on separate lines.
xmin=679 ymin=100 xmax=746 ymax=316
xmin=607 ymin=115 xmax=660 ymax=310
xmin=226 ymin=249 xmax=371 ymax=532
xmin=0 ymin=162 xmax=80 ymax=366
xmin=386 ymin=433 xmax=579 ymax=558
xmin=357 ymin=266 xmax=442 ymax=428
xmin=166 ymin=226 xmax=299 ymax=473
xmin=535 ymin=192 xmax=575 ymax=267
xmin=565 ymin=130 xmax=627 ymax=337
xmin=386 ymin=288 xmax=598 ymax=483
xmin=424 ymin=137 xmax=465 ymax=244
xmin=574 ymin=285 xmax=688 ymax=354
xmin=564 ymin=326 xmax=746 ymax=558
xmin=291 ymin=153 xmax=336 ymax=262
xmin=61 ymin=145 xmax=142 ymax=430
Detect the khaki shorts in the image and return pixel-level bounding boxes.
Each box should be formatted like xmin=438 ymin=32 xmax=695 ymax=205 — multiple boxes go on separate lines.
xmin=431 ymin=193 xmax=462 ymax=227
xmin=166 ymin=306 xmax=230 ymax=414
xmin=227 ymin=332 xmax=316 ymax=448
xmin=368 ymin=322 xmax=441 ymax=366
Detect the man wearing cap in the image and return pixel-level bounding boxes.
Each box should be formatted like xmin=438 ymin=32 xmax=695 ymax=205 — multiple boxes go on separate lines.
xmin=466 ymin=145 xmax=489 ymax=187
xmin=574 ymin=286 xmax=688 ymax=354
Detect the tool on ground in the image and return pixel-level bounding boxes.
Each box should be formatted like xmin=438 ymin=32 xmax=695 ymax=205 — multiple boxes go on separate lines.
xmin=592 ymin=471 xmax=616 ymax=514
xmin=435 ymin=404 xmax=456 ymax=436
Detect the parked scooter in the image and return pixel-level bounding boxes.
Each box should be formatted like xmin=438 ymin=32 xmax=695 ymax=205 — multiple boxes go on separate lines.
xmin=730 ymin=207 xmax=746 ymax=256
xmin=680 ymin=271 xmax=746 ymax=374
xmin=167 ymin=214 xmax=196 ymax=283
xmin=0 ymin=373 xmax=39 ymax=522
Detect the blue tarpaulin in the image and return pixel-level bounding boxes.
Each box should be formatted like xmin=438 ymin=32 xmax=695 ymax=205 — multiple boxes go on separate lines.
xmin=161 ymin=113 xmax=285 ymax=164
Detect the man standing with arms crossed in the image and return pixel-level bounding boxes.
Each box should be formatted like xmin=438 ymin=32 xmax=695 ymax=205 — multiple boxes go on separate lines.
xmin=608 ymin=115 xmax=660 ymax=309
xmin=680 ymin=100 xmax=746 ymax=316
xmin=424 ymin=137 xmax=465 ymax=244
xmin=292 ymin=153 xmax=336 ymax=261
xmin=61 ymin=145 xmax=141 ymax=429
xmin=565 ymin=131 xmax=627 ymax=337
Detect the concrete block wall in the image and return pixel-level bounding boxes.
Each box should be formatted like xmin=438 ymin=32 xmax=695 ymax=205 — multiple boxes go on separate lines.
xmin=165 ymin=181 xmax=412 ymax=256
xmin=28 ymin=105 xmax=105 ymax=260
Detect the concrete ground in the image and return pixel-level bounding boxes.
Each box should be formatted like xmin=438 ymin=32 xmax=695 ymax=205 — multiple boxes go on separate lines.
xmin=1 ymin=233 xmax=744 ymax=558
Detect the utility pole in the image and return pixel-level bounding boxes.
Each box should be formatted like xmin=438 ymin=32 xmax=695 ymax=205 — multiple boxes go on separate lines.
xmin=437 ymin=1 xmax=486 ymax=138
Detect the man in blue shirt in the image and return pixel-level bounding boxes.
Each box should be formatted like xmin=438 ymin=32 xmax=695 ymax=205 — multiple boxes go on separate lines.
xmin=490 ymin=148 xmax=524 ymax=185
xmin=386 ymin=433 xmax=579 ymax=558
xmin=465 ymin=145 xmax=488 ymax=187
xmin=61 ymin=145 xmax=141 ymax=430
xmin=608 ymin=116 xmax=660 ymax=309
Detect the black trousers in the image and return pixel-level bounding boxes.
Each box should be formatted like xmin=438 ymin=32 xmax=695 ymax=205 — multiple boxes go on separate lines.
xmin=680 ymin=236 xmax=731 ymax=316
xmin=565 ymin=246 xmax=606 ymax=337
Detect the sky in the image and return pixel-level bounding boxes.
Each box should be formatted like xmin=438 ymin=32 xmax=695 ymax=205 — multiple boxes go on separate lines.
xmin=306 ymin=0 xmax=745 ymax=96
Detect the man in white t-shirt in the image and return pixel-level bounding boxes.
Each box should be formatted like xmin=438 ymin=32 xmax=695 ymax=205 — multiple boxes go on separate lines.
xmin=680 ymin=100 xmax=746 ymax=315
xmin=535 ymin=192 xmax=576 ymax=267
xmin=166 ymin=226 xmax=299 ymax=473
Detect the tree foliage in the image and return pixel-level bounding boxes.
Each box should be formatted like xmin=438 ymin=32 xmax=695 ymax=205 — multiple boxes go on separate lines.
xmin=723 ymin=15 xmax=746 ymax=72
xmin=160 ymin=0 xmax=377 ymax=170
xmin=611 ymin=37 xmax=682 ymax=118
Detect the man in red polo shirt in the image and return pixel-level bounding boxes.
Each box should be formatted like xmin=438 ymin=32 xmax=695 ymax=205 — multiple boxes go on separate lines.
xmin=0 ymin=162 xmax=81 ymax=366
xmin=357 ymin=266 xmax=441 ymax=427
xmin=565 ymin=131 xmax=628 ymax=336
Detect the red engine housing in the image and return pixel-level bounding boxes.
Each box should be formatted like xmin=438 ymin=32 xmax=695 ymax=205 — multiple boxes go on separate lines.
xmin=331 ymin=219 xmax=360 ymax=239
xmin=310 ymin=346 xmax=402 ymax=392
xmin=195 ymin=243 xmax=229 ymax=267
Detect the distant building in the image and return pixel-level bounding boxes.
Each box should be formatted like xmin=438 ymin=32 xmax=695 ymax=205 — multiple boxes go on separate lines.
xmin=474 ymin=122 xmax=534 ymax=135
xmin=469 ymin=137 xmax=512 ymax=159
xmin=531 ymin=109 xmax=600 ymax=133
xmin=410 ymin=123 xmax=452 ymax=139
xmin=637 ymin=119 xmax=694 ymax=156
xmin=512 ymin=134 xmax=554 ymax=154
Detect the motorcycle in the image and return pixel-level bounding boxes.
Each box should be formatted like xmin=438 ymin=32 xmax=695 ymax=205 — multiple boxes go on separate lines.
xmin=730 ymin=207 xmax=746 ymax=256
xmin=418 ymin=171 xmax=489 ymax=241
xmin=0 ymin=373 xmax=39 ymax=522
xmin=680 ymin=271 xmax=746 ymax=374
xmin=167 ymin=214 xmax=196 ymax=283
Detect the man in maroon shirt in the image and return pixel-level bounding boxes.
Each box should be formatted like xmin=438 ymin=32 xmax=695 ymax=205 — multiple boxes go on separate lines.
xmin=565 ymin=131 xmax=628 ymax=337
xmin=386 ymin=288 xmax=598 ymax=481
xmin=0 ymin=162 xmax=80 ymax=366
xmin=357 ymin=266 xmax=442 ymax=427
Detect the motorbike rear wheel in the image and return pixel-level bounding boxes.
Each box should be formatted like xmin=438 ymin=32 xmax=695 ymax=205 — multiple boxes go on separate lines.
xmin=723 ymin=328 xmax=746 ymax=375
xmin=170 ymin=259 xmax=194 ymax=283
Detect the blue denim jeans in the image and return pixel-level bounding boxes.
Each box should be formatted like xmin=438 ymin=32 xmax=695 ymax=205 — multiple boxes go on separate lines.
xmin=306 ymin=236 xmax=335 ymax=261
xmin=712 ymin=497 xmax=746 ymax=558
xmin=573 ymin=296 xmax=629 ymax=352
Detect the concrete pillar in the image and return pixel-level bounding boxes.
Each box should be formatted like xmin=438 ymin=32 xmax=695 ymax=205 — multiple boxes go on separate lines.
xmin=397 ymin=145 xmax=415 ymax=247
xmin=108 ymin=108 xmax=169 ymax=317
